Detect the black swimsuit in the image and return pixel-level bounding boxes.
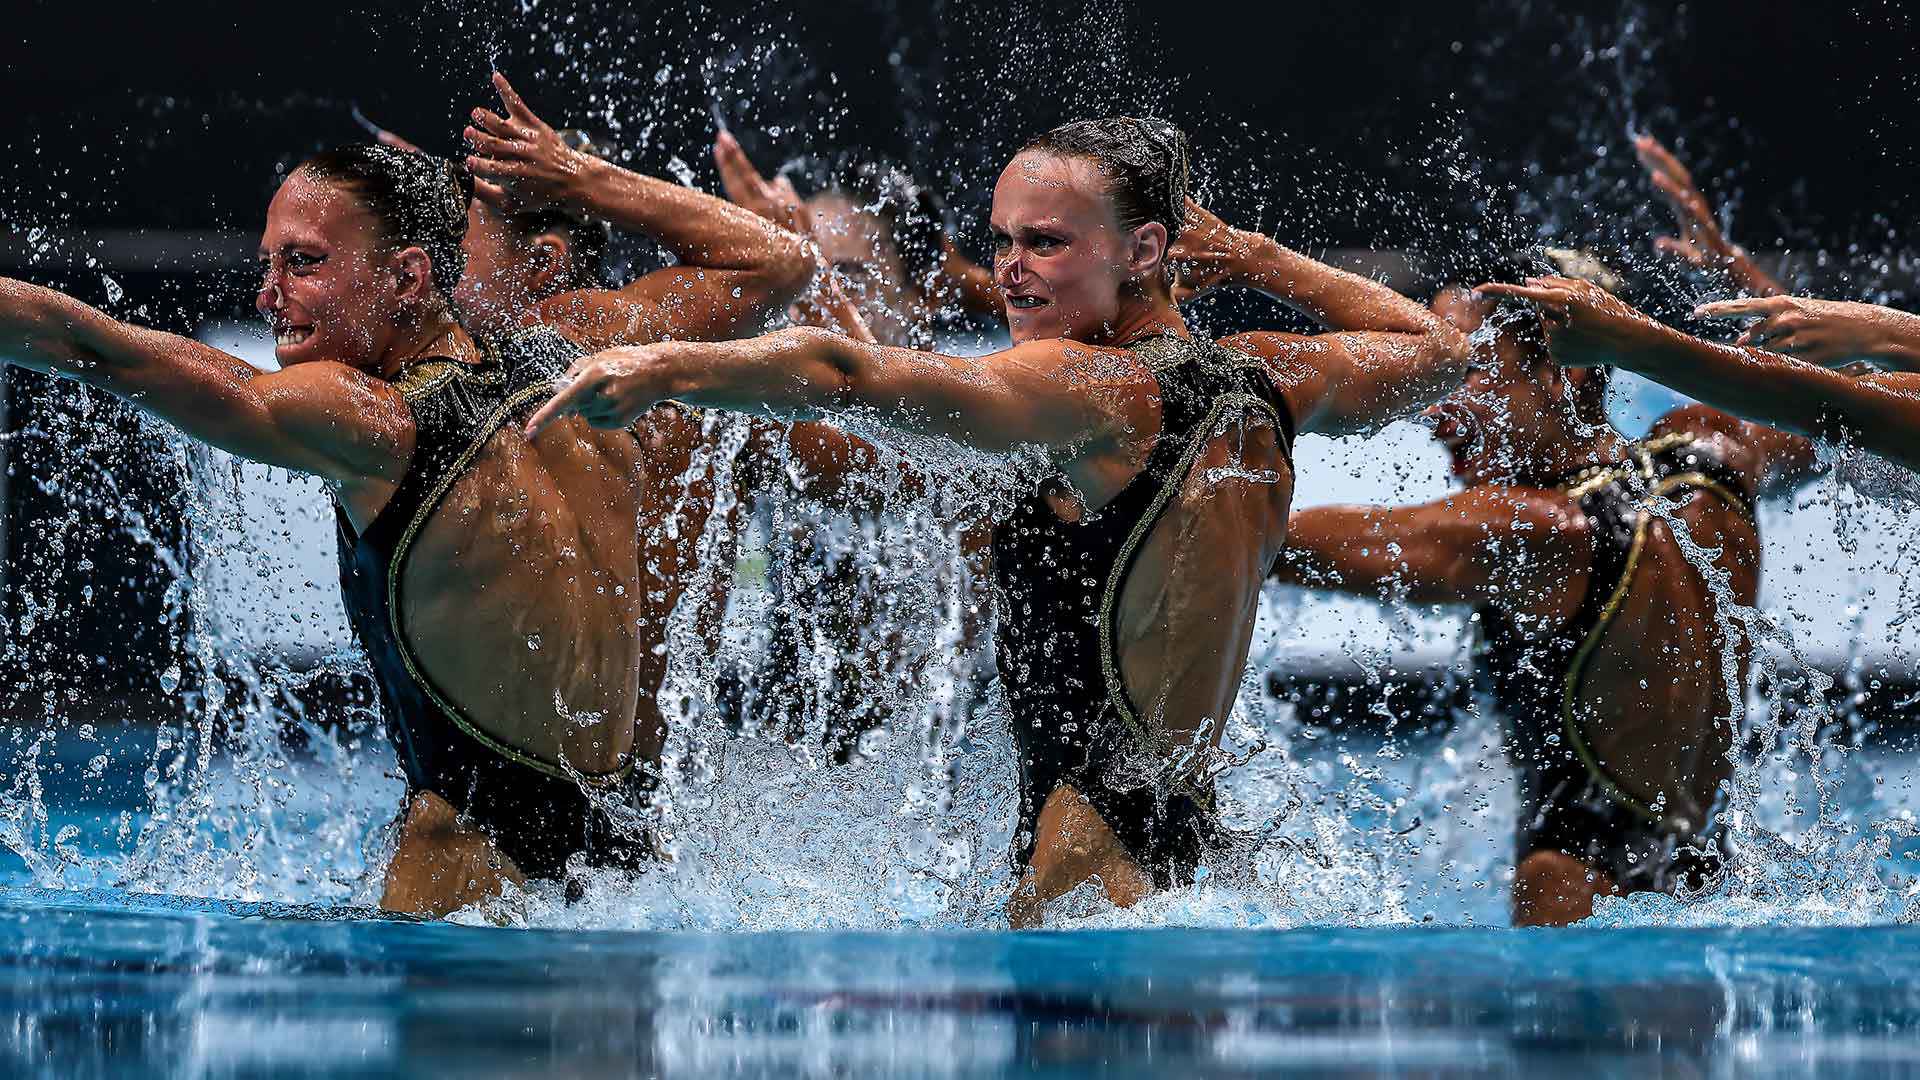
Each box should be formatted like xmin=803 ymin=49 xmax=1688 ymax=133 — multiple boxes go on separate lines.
xmin=1474 ymin=432 xmax=1754 ymax=892
xmin=992 ymin=332 xmax=1293 ymax=889
xmin=335 ymin=326 xmax=653 ymax=882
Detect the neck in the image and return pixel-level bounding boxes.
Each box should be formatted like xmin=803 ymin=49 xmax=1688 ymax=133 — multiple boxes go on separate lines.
xmin=1100 ymin=291 xmax=1187 ymax=348
xmin=1515 ymin=420 xmax=1630 ymax=486
xmin=375 ymin=306 xmax=478 ymax=381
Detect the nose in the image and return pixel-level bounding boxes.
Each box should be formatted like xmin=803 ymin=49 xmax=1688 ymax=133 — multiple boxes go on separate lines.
xmin=996 ymin=246 xmax=1026 ymax=289
xmin=255 ymin=267 xmax=283 ymax=317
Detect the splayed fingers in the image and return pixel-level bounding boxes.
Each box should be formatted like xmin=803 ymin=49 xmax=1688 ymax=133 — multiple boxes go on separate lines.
xmin=713 ymin=130 xmax=801 ymax=230
xmin=524 ymin=350 xmax=666 ymax=440
xmin=463 ymin=72 xmax=585 ymax=212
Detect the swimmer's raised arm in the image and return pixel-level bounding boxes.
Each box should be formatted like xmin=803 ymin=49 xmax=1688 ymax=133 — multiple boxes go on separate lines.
xmin=465 ymin=73 xmax=813 ymax=345
xmin=710 ymin=131 xmax=878 ymax=343
xmin=1172 ymin=201 xmax=1438 ymax=334
xmin=526 ymin=327 xmax=1157 ymax=505
xmin=1166 ymin=200 xmax=1467 ymax=435
xmin=0 ymin=278 xmax=408 ymax=484
xmin=1223 ymin=319 xmax=1467 ymax=439
xmin=1634 ymin=134 xmax=1785 ymax=297
xmin=1273 ymin=491 xmax=1586 ymax=619
xmin=1481 ymin=276 xmax=1920 ymax=473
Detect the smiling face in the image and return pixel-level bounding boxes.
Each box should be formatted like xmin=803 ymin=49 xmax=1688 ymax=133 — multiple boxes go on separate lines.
xmin=989 ymin=151 xmax=1143 ymax=345
xmin=254 ymin=170 xmax=406 ymax=370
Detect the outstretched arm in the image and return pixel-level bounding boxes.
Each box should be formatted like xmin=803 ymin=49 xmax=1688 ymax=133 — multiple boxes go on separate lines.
xmin=1634 ymin=134 xmax=1785 ymax=297
xmin=0 ymin=279 xmax=408 ymax=483
xmin=464 ymin=73 xmax=813 ymax=346
xmin=1173 ymin=201 xmax=1439 ymax=333
xmin=1173 ymin=202 xmax=1467 ymax=436
xmin=1481 ymin=276 xmax=1920 ymax=473
xmin=1274 ymin=489 xmax=1587 ymax=619
xmin=524 ymin=327 xmax=1158 ymax=506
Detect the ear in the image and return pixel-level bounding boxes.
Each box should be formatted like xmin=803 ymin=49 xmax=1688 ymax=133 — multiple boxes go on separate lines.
xmin=392 ymin=247 xmax=436 ymax=303
xmin=527 ymin=230 xmax=573 ymax=294
xmin=1125 ymin=221 xmax=1169 ymax=279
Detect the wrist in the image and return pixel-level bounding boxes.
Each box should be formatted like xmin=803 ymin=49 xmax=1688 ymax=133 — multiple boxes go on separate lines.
xmin=1874 ymin=309 xmax=1920 ymax=369
xmin=563 ymin=153 xmax=621 ymax=213
xmin=1225 ymin=230 xmax=1289 ymax=289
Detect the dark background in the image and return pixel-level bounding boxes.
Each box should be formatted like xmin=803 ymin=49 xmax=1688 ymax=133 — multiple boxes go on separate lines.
xmin=5 ymin=1 xmax=1918 ymax=265
xmin=1 ymin=0 xmax=1917 ymax=724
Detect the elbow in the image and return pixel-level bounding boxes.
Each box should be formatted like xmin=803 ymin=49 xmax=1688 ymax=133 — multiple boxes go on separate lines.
xmin=764 ymin=231 xmax=819 ymax=306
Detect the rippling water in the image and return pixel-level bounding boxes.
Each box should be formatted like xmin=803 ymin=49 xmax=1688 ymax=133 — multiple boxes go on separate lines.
xmin=7 ymin=887 xmax=1919 ymax=1077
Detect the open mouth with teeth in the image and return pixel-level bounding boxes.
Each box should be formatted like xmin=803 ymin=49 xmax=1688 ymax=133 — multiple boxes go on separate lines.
xmin=1006 ymin=294 xmax=1049 ymax=311
xmin=273 ymin=324 xmax=314 ymax=348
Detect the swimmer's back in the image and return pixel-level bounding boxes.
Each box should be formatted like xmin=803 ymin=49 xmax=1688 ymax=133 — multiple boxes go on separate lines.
xmin=394 ymin=344 xmax=713 ymax=775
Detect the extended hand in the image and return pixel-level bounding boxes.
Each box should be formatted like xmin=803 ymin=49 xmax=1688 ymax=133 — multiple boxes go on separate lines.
xmin=1634 ymin=134 xmax=1741 ymax=271
xmin=1475 ymin=275 xmax=1670 ymax=368
xmin=1695 ymin=295 xmax=1920 ymax=370
xmin=464 ymin=72 xmax=597 ymax=213
xmin=1168 ymin=199 xmax=1258 ymax=303
xmin=523 ymin=343 xmax=684 ymax=439
xmin=712 ymin=130 xmax=803 ymax=231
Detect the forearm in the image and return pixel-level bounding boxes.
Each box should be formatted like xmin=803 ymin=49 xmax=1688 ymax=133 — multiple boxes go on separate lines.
xmin=567 ymin=156 xmax=811 ymax=276
xmin=1275 ymin=505 xmax=1461 ymax=602
xmin=1630 ymin=325 xmax=1920 ymax=470
xmin=1227 ymin=232 xmax=1440 ymax=334
xmin=1251 ymin=322 xmax=1468 ymax=438
xmin=658 ymin=327 xmax=892 ymax=422
xmin=645 ymin=329 xmax=1103 ymax=455
xmin=0 ymin=279 xmax=229 ymax=398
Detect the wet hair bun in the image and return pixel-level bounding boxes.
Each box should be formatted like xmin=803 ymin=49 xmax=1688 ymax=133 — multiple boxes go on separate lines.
xmin=297 ymin=143 xmax=475 ymax=298
xmin=1022 ymin=116 xmax=1192 ymax=243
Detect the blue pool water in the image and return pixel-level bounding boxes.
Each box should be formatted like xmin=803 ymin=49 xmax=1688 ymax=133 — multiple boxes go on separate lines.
xmin=5 ymin=886 xmax=1918 ymax=1077
xmin=3 ymin=722 xmax=1918 ymax=1076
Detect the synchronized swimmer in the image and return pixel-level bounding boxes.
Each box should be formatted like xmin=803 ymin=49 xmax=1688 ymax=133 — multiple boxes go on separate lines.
xmin=0 ymin=70 xmax=1906 ymax=926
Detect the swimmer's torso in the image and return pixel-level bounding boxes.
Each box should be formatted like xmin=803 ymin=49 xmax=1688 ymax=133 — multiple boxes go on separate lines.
xmin=993 ymin=332 xmax=1295 ymax=883
xmin=1480 ymin=430 xmax=1759 ymax=839
xmin=339 ymin=327 xmax=712 ymax=778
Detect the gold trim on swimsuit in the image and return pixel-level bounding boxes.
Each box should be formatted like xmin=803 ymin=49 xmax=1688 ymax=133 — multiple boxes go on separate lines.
xmin=1557 ymin=433 xmax=1751 ymax=823
xmin=1095 ymin=336 xmax=1290 ymax=801
xmin=385 ymin=361 xmax=633 ymax=788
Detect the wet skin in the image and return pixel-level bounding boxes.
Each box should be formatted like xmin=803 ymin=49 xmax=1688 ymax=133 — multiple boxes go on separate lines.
xmin=262 ymin=171 xmax=725 ymax=916
xmin=1278 ymin=287 xmax=1815 ymax=926
xmin=0 ymin=127 xmax=810 ymax=918
xmin=526 ymin=148 xmax=1466 ymax=924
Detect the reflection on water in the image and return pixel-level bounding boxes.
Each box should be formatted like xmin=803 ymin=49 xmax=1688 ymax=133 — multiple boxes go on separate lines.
xmin=5 ymin=892 xmax=1920 ymax=1077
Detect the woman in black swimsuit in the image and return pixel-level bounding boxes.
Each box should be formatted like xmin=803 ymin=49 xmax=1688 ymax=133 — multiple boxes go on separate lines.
xmin=525 ymin=117 xmax=1470 ymax=925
